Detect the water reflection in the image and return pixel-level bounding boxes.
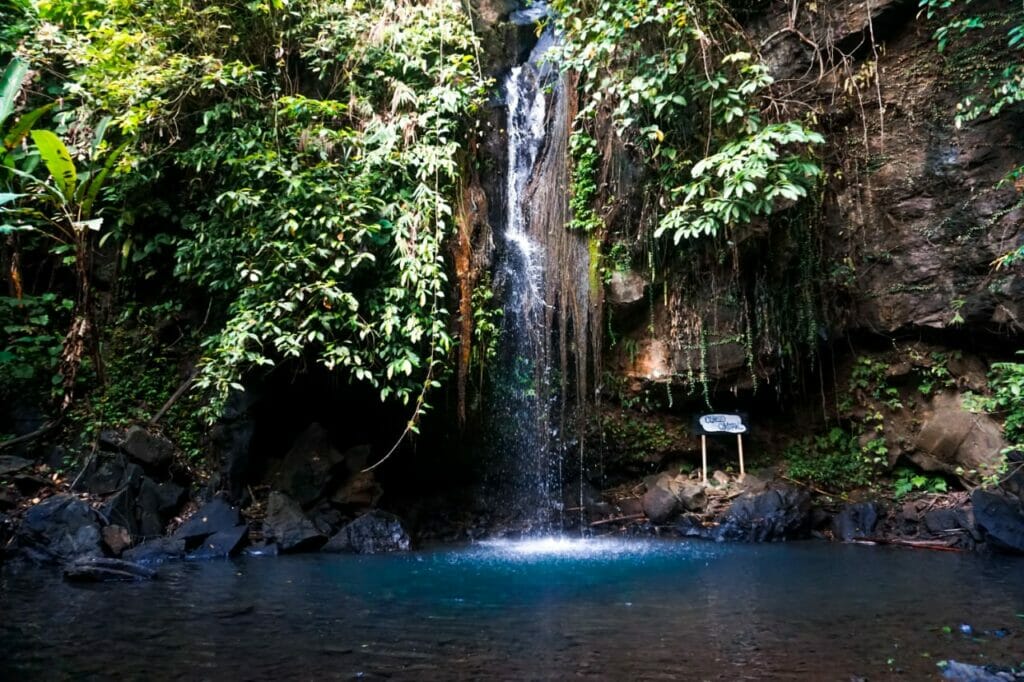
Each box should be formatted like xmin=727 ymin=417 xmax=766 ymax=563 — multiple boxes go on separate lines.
xmin=2 ymin=541 xmax=1023 ymax=680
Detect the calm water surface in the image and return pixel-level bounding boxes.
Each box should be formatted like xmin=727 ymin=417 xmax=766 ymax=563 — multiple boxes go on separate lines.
xmin=1 ymin=539 xmax=1022 ymax=680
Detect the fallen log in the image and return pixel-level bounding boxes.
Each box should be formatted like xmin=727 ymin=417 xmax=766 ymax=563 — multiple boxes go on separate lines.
xmin=589 ymin=513 xmax=645 ymax=527
xmin=856 ymin=537 xmax=965 ymax=553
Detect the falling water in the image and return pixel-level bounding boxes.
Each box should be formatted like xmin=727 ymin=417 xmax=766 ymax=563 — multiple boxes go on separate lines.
xmin=494 ymin=17 xmax=601 ymax=533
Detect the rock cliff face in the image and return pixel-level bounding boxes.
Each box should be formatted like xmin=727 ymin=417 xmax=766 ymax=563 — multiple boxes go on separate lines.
xmin=607 ymin=0 xmax=1022 ymax=390
xmin=465 ymin=0 xmax=1021 ymax=500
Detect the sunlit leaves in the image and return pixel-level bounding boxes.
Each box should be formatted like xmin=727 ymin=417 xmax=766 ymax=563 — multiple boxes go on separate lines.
xmin=553 ymin=0 xmax=825 ymax=242
xmin=163 ymin=0 xmax=486 ymax=414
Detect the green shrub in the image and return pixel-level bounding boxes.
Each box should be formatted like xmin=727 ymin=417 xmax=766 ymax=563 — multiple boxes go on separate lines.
xmin=784 ymin=427 xmax=876 ymax=491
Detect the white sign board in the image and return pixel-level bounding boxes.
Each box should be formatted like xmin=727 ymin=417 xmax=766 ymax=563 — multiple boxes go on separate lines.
xmin=699 ymin=414 xmax=747 ymax=434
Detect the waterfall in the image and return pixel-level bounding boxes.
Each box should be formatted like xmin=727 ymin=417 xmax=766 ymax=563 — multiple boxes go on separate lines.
xmin=494 ymin=19 xmax=601 ymax=533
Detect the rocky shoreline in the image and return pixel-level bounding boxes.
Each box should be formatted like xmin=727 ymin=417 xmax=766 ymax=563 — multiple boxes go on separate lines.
xmin=3 ymin=424 xmax=1023 ymax=585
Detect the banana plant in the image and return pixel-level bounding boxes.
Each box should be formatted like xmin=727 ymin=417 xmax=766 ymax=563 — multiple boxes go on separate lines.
xmin=26 ymin=123 xmax=132 ymax=408
xmin=2 ymin=58 xmax=52 ymax=300
xmin=1 ymin=57 xmax=132 ymax=413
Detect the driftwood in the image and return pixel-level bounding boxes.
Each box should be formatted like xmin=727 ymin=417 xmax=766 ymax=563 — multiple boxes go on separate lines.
xmin=855 ymin=537 xmax=966 ymax=553
xmin=589 ymin=513 xmax=645 ymax=527
xmin=63 ymin=557 xmax=158 ymax=582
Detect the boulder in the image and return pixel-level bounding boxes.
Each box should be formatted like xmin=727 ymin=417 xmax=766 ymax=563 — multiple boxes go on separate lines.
xmin=263 ymin=491 xmax=324 ymax=552
xmin=913 ymin=392 xmax=1006 ymax=482
xmin=99 ymin=474 xmax=184 ymax=540
xmin=331 ymin=470 xmax=382 ymax=509
xmin=643 ymin=475 xmax=707 ymax=523
xmin=136 ymin=478 xmax=186 ymax=538
xmin=269 ymin=423 xmax=349 ymax=508
xmin=97 ymin=428 xmax=126 ymax=451
xmin=102 ymin=525 xmax=133 ymax=555
xmin=1002 ymin=450 xmax=1024 ymax=503
xmin=123 ymin=537 xmax=186 ymax=564
xmin=16 ymin=494 xmax=103 ymax=563
xmin=322 ymin=511 xmax=411 ymax=554
xmin=308 ymin=504 xmax=344 ymax=536
xmin=74 ymin=453 xmax=142 ymax=496
xmin=173 ymin=496 xmax=244 ymax=545
xmin=0 ymin=486 xmax=19 ymax=511
xmin=123 ymin=426 xmax=176 ymax=468
xmin=923 ymin=508 xmax=972 ymax=535
xmin=677 ymin=481 xmax=707 ymax=512
xmin=63 ymin=557 xmax=157 ymax=582
xmin=642 ymin=477 xmax=680 ymax=523
xmin=832 ymin=502 xmax=880 ymax=542
xmin=606 ymin=270 xmax=646 ymax=305
xmin=211 ymin=388 xmax=258 ymax=501
xmin=0 ymin=455 xmax=33 ymax=477
xmin=715 ymin=486 xmax=811 ymax=542
xmin=972 ymin=489 xmax=1024 ymax=554
xmin=187 ymin=524 xmax=249 ymax=559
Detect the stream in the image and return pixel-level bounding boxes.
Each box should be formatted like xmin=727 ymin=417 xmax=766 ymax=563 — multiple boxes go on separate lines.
xmin=2 ymin=539 xmax=1022 ymax=680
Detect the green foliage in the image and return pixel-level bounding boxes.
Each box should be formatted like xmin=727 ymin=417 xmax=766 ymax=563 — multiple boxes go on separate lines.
xmin=471 ymin=273 xmax=501 ymax=373
xmin=916 ymin=351 xmax=955 ymax=396
xmin=919 ymin=0 xmax=1024 ymax=126
xmin=66 ymin=310 xmax=206 ymax=462
xmin=551 ymin=0 xmax=824 ymax=242
xmin=973 ymin=354 xmax=1024 ymax=448
xmin=598 ymin=410 xmax=674 ymax=461
xmin=0 ymin=0 xmax=34 ymax=58
xmin=892 ymin=466 xmax=948 ymax=498
xmin=784 ymin=427 xmax=877 ymax=491
xmin=15 ymin=0 xmax=488 ymax=419
xmin=172 ymin=2 xmax=486 ymax=415
xmin=567 ymin=130 xmax=601 ymax=232
xmin=920 ymin=2 xmax=1024 ymax=271
xmin=0 ymin=293 xmax=70 ymax=398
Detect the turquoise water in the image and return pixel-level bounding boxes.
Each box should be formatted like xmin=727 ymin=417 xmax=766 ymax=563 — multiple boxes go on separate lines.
xmin=2 ymin=539 xmax=1022 ymax=679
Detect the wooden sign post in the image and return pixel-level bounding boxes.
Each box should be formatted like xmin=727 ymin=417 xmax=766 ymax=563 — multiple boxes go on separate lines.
xmin=701 ymin=435 xmax=708 ymax=483
xmin=696 ymin=414 xmax=748 ymax=483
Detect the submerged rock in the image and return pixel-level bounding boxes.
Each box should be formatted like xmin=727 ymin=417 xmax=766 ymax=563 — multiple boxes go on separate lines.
xmin=63 ymin=557 xmax=157 ymax=582
xmin=940 ymin=660 xmax=1024 ymax=681
xmin=971 ymin=489 xmax=1024 ymax=554
xmin=322 ymin=511 xmax=411 ymax=554
xmin=122 ymin=537 xmax=186 ymax=564
xmin=187 ymin=524 xmax=249 ymax=559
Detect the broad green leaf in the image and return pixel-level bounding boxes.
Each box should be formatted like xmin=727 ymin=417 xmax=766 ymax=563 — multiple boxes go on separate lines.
xmin=3 ymin=103 xmax=54 ymax=151
xmin=30 ymin=130 xmax=77 ymax=202
xmin=0 ymin=59 xmax=29 ymax=130
xmin=80 ymin=138 xmax=131 ymax=218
